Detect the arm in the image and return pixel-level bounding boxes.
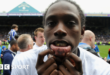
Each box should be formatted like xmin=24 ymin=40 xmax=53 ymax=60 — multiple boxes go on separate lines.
xmin=11 ymin=31 xmax=16 ymax=40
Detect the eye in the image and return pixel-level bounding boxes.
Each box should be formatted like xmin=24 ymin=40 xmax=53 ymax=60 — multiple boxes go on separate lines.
xmin=66 ymin=21 xmax=76 ymax=26
xmin=46 ymin=21 xmax=56 ymax=26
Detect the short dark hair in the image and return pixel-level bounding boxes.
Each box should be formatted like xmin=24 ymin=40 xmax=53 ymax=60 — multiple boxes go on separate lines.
xmin=43 ymin=0 xmax=85 ymax=27
xmin=15 ymin=35 xmax=19 ymax=40
xmin=10 ymin=40 xmax=17 ymax=47
xmin=11 ymin=24 xmax=18 ymax=29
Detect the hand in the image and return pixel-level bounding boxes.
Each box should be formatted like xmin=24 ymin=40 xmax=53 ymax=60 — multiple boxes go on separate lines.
xmin=59 ymin=52 xmax=83 ymax=75
xmin=36 ymin=49 xmax=59 ymax=75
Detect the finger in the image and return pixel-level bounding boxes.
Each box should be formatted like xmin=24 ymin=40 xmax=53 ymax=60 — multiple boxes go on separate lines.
xmin=36 ymin=49 xmax=54 ymax=68
xmin=37 ymin=57 xmax=55 ymax=73
xmin=50 ymin=69 xmax=58 ymax=75
xmin=66 ymin=53 xmax=82 ymax=72
xmin=43 ymin=63 xmax=57 ymax=75
xmin=63 ymin=59 xmax=76 ymax=74
xmin=58 ymin=71 xmax=63 ymax=75
xmin=59 ymin=65 xmax=71 ymax=75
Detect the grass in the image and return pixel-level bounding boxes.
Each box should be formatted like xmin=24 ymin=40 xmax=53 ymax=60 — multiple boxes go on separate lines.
xmin=98 ymin=45 xmax=110 ymax=58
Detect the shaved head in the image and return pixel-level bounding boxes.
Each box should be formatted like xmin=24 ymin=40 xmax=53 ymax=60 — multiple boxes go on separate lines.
xmin=83 ymin=30 xmax=95 ymax=40
xmin=81 ymin=30 xmax=95 ymax=48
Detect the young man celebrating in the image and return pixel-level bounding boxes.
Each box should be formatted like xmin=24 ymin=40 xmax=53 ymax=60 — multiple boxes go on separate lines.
xmin=11 ymin=33 xmax=47 ymax=75
xmin=36 ymin=0 xmax=110 ymax=75
xmin=33 ymin=27 xmax=47 ymax=49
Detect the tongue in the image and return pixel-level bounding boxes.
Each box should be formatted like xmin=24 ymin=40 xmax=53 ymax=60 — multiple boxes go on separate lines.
xmin=50 ymin=44 xmax=71 ymax=56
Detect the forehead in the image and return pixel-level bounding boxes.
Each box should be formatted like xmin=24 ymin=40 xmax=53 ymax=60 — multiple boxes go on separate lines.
xmin=45 ymin=1 xmax=80 ymax=21
xmin=37 ymin=32 xmax=44 ymax=36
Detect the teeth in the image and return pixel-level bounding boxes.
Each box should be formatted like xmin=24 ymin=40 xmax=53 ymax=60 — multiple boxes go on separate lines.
xmin=57 ymin=44 xmax=59 ymax=46
xmin=55 ymin=43 xmax=67 ymax=46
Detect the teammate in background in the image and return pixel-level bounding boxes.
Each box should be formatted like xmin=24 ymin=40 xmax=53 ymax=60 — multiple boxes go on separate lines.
xmin=17 ymin=34 xmax=33 ymax=52
xmin=33 ymin=27 xmax=47 ymax=49
xmin=11 ymin=32 xmax=47 ymax=75
xmin=8 ymin=24 xmax=18 ymax=43
xmin=11 ymin=34 xmax=34 ymax=75
xmin=78 ymin=30 xmax=99 ymax=57
xmin=94 ymin=44 xmax=100 ymax=56
xmin=36 ymin=0 xmax=110 ymax=75
xmin=3 ymin=40 xmax=19 ymax=75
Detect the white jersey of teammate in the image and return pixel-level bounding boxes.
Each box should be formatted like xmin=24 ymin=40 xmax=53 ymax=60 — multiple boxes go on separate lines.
xmin=11 ymin=47 xmax=110 ymax=75
xmin=11 ymin=44 xmax=48 ymax=75
xmin=33 ymin=43 xmax=47 ymax=50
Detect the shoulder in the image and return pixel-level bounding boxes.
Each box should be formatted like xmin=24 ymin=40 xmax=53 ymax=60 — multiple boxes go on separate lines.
xmin=78 ymin=47 xmax=110 ymax=75
xmin=13 ymin=49 xmax=35 ymax=62
xmin=42 ymin=45 xmax=48 ymax=49
xmin=3 ymin=52 xmax=13 ymax=61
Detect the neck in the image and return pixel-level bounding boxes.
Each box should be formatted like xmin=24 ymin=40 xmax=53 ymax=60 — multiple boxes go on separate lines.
xmin=20 ymin=49 xmax=29 ymax=52
xmin=36 ymin=42 xmax=43 ymax=47
xmin=10 ymin=48 xmax=13 ymax=52
xmin=81 ymin=40 xmax=90 ymax=46
xmin=72 ymin=47 xmax=78 ymax=55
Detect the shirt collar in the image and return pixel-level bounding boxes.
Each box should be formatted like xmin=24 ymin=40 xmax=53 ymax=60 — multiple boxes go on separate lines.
xmin=9 ymin=49 xmax=17 ymax=55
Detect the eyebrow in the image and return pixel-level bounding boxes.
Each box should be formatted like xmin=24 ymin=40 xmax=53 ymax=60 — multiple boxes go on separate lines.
xmin=46 ymin=15 xmax=57 ymax=21
xmin=62 ymin=14 xmax=79 ymax=21
xmin=45 ymin=13 xmax=79 ymax=22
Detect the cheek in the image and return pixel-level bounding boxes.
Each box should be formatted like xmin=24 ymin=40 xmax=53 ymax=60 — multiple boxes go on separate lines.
xmin=44 ymin=28 xmax=52 ymax=40
xmin=69 ymin=27 xmax=81 ymax=46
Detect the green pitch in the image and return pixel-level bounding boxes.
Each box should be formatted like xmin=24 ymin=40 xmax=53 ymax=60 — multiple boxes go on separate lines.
xmin=98 ymin=45 xmax=110 ymax=58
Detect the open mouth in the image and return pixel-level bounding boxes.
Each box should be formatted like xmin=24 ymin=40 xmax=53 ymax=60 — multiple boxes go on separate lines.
xmin=50 ymin=40 xmax=72 ymax=57
xmin=53 ymin=41 xmax=69 ymax=47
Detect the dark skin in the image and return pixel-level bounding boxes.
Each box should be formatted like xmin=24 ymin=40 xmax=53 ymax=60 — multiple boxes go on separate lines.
xmin=36 ymin=1 xmax=85 ymax=75
xmin=10 ymin=44 xmax=19 ymax=52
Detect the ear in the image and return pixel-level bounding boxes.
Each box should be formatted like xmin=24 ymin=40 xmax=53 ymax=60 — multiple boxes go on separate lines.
xmin=28 ymin=44 xmax=31 ymax=49
xmin=81 ymin=26 xmax=85 ymax=36
xmin=35 ymin=36 xmax=37 ymax=40
xmin=90 ymin=37 xmax=92 ymax=41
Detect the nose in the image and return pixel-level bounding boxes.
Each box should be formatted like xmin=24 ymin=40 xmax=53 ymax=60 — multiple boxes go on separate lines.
xmin=54 ymin=24 xmax=67 ymax=37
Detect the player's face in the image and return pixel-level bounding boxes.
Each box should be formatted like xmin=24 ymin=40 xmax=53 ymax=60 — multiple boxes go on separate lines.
xmin=35 ymin=32 xmax=45 ymax=46
xmin=15 ymin=27 xmax=18 ymax=31
xmin=12 ymin=44 xmax=19 ymax=52
xmin=44 ymin=1 xmax=84 ymax=56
